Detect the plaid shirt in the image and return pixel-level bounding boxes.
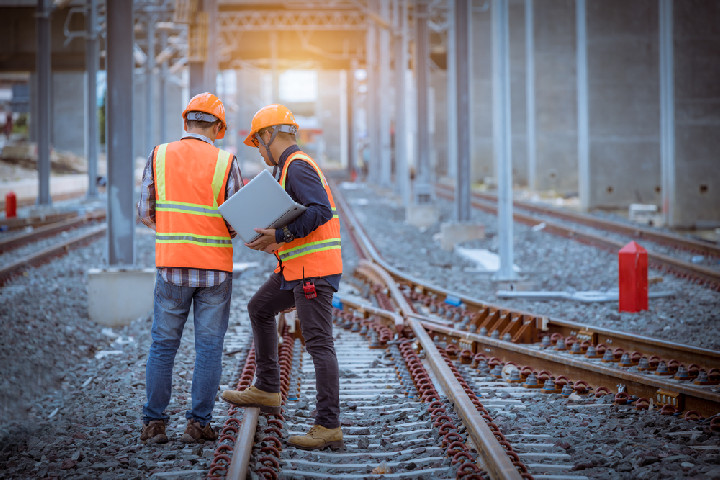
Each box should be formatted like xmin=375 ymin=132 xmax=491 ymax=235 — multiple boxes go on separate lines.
xmin=137 ymin=133 xmax=243 ymax=287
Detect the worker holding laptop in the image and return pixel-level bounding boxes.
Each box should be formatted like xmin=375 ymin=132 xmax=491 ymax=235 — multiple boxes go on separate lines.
xmin=222 ymin=104 xmax=344 ymax=451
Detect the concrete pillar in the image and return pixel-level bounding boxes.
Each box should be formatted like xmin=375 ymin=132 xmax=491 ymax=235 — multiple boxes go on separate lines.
xmin=534 ymin=0 xmax=577 ymax=194
xmin=585 ymin=0 xmax=661 ymax=210
xmin=53 ymin=73 xmax=86 ymax=155
xmin=671 ymin=0 xmax=720 ymax=227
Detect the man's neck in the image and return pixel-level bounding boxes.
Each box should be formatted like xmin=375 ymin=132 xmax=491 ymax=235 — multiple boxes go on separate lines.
xmin=186 ymin=128 xmax=215 ymax=141
xmin=271 ymin=141 xmax=297 ymax=161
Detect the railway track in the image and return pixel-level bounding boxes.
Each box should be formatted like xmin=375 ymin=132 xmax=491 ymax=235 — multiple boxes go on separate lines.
xmin=434 ymin=183 xmax=720 ymax=291
xmin=202 ymin=182 xmax=719 ymax=479
xmin=0 ymin=210 xmax=107 ymax=286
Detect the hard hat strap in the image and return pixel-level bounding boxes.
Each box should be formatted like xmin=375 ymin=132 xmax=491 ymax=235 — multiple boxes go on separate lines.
xmin=186 ymin=111 xmax=219 ymax=123
xmin=255 ymin=124 xmax=295 ymax=167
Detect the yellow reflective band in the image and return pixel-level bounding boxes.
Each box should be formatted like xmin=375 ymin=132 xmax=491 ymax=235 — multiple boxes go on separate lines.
xmin=279 ymin=243 xmax=341 ymax=262
xmin=281 ymin=153 xmax=328 ymax=188
xmin=278 ymin=238 xmax=341 ymax=261
xmin=155 ymin=143 xmax=169 ymax=201
xmin=156 ymin=200 xmax=223 ymax=217
xmin=156 ymin=207 xmax=223 ymax=218
xmin=156 ymin=231 xmax=232 ymax=247
xmin=211 ymin=149 xmax=232 ymax=208
xmin=156 ymin=239 xmax=233 ymax=248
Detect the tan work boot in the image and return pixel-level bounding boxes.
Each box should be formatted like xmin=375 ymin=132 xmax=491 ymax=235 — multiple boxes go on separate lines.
xmin=221 ymin=386 xmax=282 ymax=415
xmin=140 ymin=420 xmax=168 ymax=444
xmin=181 ymin=419 xmax=218 ymax=443
xmin=288 ymin=425 xmax=344 ymax=451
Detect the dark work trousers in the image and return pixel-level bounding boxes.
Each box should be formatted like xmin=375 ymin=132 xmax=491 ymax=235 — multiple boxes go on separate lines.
xmin=248 ymin=272 xmax=340 ymax=429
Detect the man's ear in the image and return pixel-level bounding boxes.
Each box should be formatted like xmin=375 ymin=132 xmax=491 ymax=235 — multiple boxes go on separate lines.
xmin=183 ymin=118 xmax=188 ymax=131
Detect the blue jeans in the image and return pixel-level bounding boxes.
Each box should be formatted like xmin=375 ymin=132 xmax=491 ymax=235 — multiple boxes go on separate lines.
xmin=143 ymin=272 xmax=232 ymax=425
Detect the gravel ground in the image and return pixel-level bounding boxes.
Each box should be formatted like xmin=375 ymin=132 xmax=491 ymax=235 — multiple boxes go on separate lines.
xmin=338 ymin=182 xmax=720 ymax=352
xmin=0 ymin=181 xmax=718 ymax=479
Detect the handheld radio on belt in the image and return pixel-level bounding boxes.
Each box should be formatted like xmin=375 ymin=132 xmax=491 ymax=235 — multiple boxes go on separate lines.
xmin=302 ymin=268 xmax=316 ymax=299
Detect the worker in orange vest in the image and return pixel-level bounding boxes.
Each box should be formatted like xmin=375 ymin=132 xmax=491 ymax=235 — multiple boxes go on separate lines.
xmin=222 ymin=104 xmax=344 ymax=451
xmin=137 ymin=92 xmax=244 ymax=444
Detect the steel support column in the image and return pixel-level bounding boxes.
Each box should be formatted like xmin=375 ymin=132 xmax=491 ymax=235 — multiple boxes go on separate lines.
xmin=659 ymin=0 xmax=675 ymax=227
xmin=366 ymin=1 xmax=379 ymax=182
xmin=455 ymin=0 xmax=471 ymax=222
xmin=414 ymin=0 xmax=432 ymax=203
xmin=36 ymin=0 xmax=52 ymax=206
xmin=576 ymin=0 xmax=590 ymax=211
xmin=189 ymin=1 xmax=206 ymax=95
xmin=205 ymin=0 xmax=218 ymax=94
xmin=447 ymin=0 xmax=457 ymax=181
xmin=347 ymin=66 xmax=356 ymax=178
xmin=525 ymin=0 xmax=537 ymax=191
xmin=394 ymin=0 xmax=409 ymax=206
xmin=379 ymin=0 xmax=392 ymax=187
xmin=86 ymin=0 xmax=99 ymax=198
xmin=145 ymin=13 xmax=156 ymax=155
xmin=492 ymin=0 xmax=516 ymax=280
xmin=106 ymin=0 xmax=135 ymax=265
xmin=158 ymin=28 xmax=168 ymax=143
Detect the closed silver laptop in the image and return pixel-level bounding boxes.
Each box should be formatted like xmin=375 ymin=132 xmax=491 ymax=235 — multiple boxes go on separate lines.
xmin=218 ymin=169 xmax=306 ymax=243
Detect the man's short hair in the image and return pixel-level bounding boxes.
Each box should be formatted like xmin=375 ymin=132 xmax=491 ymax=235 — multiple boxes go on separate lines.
xmin=187 ymin=119 xmax=220 ymax=130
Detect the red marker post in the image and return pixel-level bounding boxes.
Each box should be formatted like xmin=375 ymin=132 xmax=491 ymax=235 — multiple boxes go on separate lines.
xmin=5 ymin=191 xmax=17 ymax=218
xmin=618 ymin=241 xmax=648 ymax=312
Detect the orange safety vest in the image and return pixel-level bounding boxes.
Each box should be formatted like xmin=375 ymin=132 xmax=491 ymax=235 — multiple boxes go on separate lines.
xmin=153 ymin=139 xmax=234 ymax=272
xmin=274 ymin=152 xmax=342 ymax=281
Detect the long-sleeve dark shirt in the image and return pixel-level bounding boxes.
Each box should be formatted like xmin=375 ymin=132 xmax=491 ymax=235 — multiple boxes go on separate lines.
xmin=273 ymin=145 xmax=341 ymax=291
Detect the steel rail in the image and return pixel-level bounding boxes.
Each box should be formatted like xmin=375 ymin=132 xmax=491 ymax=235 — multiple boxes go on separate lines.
xmin=333 ymin=182 xmax=719 ymax=419
xmin=351 ymin=264 xmax=720 ymax=416
xmin=408 ymin=317 xmax=523 ymax=480
xmin=225 ymin=408 xmax=259 ymax=480
xmin=0 ymin=224 xmax=106 ymax=286
xmin=389 ymin=272 xmax=720 ymax=370
xmin=0 ymin=210 xmax=106 ymax=254
xmin=437 ymin=183 xmax=720 ymax=259
xmin=0 ymin=211 xmax=78 ymax=232
xmin=435 ymin=185 xmax=720 ymax=291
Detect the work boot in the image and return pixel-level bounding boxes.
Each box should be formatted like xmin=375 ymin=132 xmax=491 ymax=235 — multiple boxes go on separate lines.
xmin=180 ymin=419 xmax=218 ymax=443
xmin=288 ymin=425 xmax=344 ymax=451
xmin=221 ymin=386 xmax=282 ymax=415
xmin=140 ymin=420 xmax=168 ymax=444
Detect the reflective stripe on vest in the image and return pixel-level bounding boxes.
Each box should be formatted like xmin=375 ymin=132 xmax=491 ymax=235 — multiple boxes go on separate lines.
xmin=277 ymin=237 xmax=342 ymax=262
xmin=274 ymin=152 xmax=342 ymax=280
xmin=154 ymin=141 xmax=234 ymax=271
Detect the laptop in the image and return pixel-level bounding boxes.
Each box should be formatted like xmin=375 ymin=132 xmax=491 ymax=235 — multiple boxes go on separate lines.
xmin=218 ymin=169 xmax=307 ymax=243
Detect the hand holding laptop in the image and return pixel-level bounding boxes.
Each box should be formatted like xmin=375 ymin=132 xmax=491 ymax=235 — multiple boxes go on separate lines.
xmin=246 ymin=227 xmax=281 ymax=253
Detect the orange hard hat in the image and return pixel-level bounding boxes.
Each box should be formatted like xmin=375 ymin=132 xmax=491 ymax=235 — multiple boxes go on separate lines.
xmin=243 ymin=104 xmax=299 ymax=147
xmin=182 ymin=92 xmax=226 ymax=139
